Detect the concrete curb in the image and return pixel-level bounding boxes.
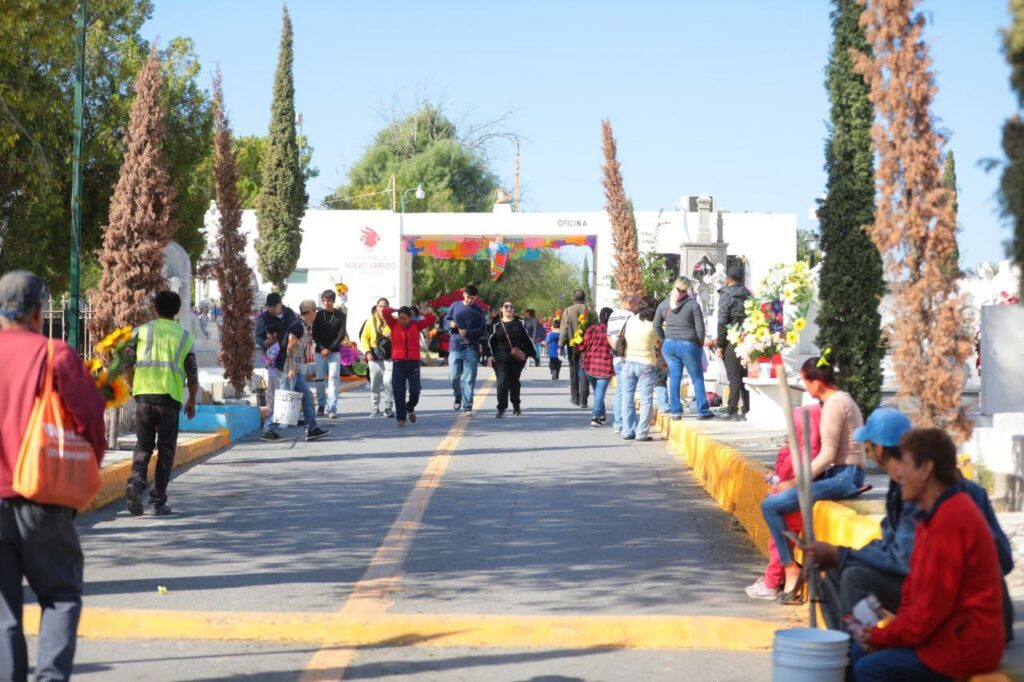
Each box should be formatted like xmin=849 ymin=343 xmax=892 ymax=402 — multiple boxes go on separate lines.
xmin=88 ymin=430 xmax=229 ymax=513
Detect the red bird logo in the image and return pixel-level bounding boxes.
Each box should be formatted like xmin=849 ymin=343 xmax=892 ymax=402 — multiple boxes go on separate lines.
xmin=360 ymin=226 xmax=380 ymax=249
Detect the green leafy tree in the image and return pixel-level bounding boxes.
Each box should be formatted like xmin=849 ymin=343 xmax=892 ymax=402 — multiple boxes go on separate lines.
xmin=1001 ymin=1 xmax=1024 ymax=302
xmin=255 ymin=6 xmax=307 ymax=292
xmin=324 ymin=102 xmax=499 ymax=212
xmin=816 ymin=0 xmax=885 ymax=415
xmin=234 ymin=133 xmax=317 ymax=209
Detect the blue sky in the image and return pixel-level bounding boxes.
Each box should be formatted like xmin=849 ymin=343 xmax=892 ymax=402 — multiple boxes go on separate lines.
xmin=144 ymin=1 xmax=1016 ymax=267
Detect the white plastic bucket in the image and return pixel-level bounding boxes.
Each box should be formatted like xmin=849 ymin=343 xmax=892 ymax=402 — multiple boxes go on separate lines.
xmin=772 ymin=628 xmax=850 ymax=682
xmin=272 ymin=389 xmax=302 ymax=426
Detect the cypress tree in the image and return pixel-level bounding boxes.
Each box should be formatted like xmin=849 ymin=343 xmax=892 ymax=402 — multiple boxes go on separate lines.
xmin=942 ymin=150 xmax=961 ymax=278
xmin=602 ymin=120 xmax=644 ymax=298
xmin=255 ymin=6 xmax=307 ymax=293
xmin=91 ymin=48 xmax=177 ymax=339
xmin=815 ymin=0 xmax=884 ymax=415
xmin=212 ymin=69 xmax=254 ymax=392
xmin=581 ymin=255 xmax=592 ymax=303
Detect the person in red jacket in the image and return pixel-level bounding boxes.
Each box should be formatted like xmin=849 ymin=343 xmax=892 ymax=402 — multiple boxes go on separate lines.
xmin=380 ymin=306 xmax=436 ymax=427
xmin=0 ymin=271 xmax=106 ymax=681
xmin=851 ymin=428 xmax=1005 ymax=682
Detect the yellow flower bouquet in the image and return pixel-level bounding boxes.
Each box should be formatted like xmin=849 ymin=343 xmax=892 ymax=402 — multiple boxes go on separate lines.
xmin=87 ymin=326 xmax=134 ymax=409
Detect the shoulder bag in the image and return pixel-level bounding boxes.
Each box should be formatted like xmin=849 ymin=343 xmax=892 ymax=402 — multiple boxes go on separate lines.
xmin=14 ymin=340 xmax=101 ymax=511
xmin=503 ymin=320 xmax=527 ymax=362
xmin=613 ymin=317 xmax=629 ymax=357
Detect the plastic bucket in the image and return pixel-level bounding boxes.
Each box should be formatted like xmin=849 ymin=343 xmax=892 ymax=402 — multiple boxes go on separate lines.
xmin=272 ymin=389 xmax=302 ymax=426
xmin=772 ymin=628 xmax=850 ymax=682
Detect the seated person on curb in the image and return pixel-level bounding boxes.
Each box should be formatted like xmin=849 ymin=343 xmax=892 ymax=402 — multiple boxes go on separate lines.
xmin=805 ymin=407 xmax=1015 ymax=640
xmin=759 ymin=353 xmax=865 ymax=601
xmin=745 ymin=403 xmax=822 ymax=601
xmin=849 ymin=428 xmax=1006 ymax=682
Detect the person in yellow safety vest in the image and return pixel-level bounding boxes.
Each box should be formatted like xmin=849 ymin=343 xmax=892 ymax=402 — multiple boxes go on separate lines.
xmin=124 ymin=291 xmax=199 ymax=516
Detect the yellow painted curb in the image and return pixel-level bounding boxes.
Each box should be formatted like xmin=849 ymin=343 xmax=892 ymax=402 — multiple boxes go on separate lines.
xmin=23 ymin=608 xmax=781 ymax=651
xmin=87 ymin=430 xmax=229 ymax=513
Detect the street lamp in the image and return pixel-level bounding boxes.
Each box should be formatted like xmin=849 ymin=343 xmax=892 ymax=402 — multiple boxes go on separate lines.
xmin=401 ymin=183 xmax=425 ymax=214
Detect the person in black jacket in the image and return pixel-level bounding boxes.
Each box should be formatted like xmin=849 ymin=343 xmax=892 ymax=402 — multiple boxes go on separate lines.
xmin=312 ymin=289 xmax=348 ymax=419
xmin=715 ymin=266 xmax=750 ymax=421
xmin=485 ymin=300 xmax=538 ymax=417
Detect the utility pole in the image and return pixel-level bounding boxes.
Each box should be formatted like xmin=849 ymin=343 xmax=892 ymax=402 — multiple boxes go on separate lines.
xmin=68 ymin=0 xmax=87 ymax=354
xmin=513 ymin=136 xmax=521 ymax=213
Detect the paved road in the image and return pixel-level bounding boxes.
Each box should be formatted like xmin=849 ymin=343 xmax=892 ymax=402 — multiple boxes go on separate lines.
xmin=28 ymin=366 xmax=797 ymax=680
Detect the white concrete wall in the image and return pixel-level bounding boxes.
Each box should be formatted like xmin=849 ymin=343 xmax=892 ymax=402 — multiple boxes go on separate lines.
xmin=213 ymin=206 xmax=798 ymax=342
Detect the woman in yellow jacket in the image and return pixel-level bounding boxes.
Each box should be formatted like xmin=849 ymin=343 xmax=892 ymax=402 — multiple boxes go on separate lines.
xmin=359 ymin=298 xmax=394 ymax=417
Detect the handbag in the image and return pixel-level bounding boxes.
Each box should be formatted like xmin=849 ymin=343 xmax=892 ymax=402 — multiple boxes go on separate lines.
xmin=13 ymin=340 xmax=101 ymax=511
xmin=613 ymin=317 xmax=629 ymax=357
xmin=502 ymin=320 xmax=527 ymax=362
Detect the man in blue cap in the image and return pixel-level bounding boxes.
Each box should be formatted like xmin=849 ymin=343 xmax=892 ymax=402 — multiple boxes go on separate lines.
xmin=806 ymin=407 xmax=1014 ymax=639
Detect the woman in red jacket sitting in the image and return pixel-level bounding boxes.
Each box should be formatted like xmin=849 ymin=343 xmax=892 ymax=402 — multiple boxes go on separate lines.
xmin=380 ymin=306 xmax=436 ymax=427
xmin=850 ymin=428 xmax=1005 ymax=681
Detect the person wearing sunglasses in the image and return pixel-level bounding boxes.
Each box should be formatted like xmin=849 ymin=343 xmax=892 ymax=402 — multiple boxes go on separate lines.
xmin=484 ymin=301 xmax=537 ymax=417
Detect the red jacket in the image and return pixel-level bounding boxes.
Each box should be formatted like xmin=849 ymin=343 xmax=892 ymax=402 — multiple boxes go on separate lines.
xmin=0 ymin=330 xmax=106 ymax=497
xmin=381 ymin=309 xmax=436 ymax=362
xmin=870 ymin=489 xmax=1005 ymax=678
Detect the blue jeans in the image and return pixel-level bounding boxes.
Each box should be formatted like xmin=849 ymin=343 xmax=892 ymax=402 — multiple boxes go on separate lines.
xmin=663 ymin=338 xmax=712 ymax=417
xmin=655 ymin=385 xmax=669 ymax=412
xmin=612 ymin=360 xmax=625 ymax=431
xmin=621 ymin=361 xmax=656 ymax=439
xmin=851 ymin=644 xmax=951 ymax=682
xmin=391 ymin=360 xmax=422 ymax=422
xmin=314 ymin=352 xmax=340 ymax=413
xmin=761 ymin=465 xmax=865 ymax=565
xmin=586 ymin=374 xmax=611 ymax=419
xmin=448 ymin=348 xmax=479 ymax=408
xmin=265 ymin=372 xmax=318 ymax=434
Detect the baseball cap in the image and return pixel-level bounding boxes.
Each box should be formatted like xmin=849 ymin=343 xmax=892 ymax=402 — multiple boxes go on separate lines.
xmin=854 ymin=407 xmax=912 ymax=447
xmin=298 ymin=299 xmax=317 ymax=314
xmin=265 ymin=293 xmax=283 ymax=307
xmin=0 ymin=271 xmax=48 ymax=320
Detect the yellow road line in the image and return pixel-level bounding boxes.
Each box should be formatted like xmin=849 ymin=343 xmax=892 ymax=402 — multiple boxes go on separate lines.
xmin=25 ymin=608 xmax=782 ymax=651
xmin=300 ymin=377 xmax=496 ymax=680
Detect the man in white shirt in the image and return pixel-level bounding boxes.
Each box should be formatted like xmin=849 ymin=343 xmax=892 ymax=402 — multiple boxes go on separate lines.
xmin=606 ymin=293 xmax=640 ymax=434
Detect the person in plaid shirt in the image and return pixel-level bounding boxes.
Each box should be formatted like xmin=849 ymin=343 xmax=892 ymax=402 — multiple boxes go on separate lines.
xmin=580 ymin=307 xmax=615 ymax=427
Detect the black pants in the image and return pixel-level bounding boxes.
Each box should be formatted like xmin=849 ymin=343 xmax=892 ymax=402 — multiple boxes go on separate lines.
xmin=567 ymin=348 xmax=589 ymax=406
xmin=493 ymin=358 xmax=526 ymax=411
xmin=549 ymin=356 xmax=562 ymax=379
xmin=129 ymin=401 xmax=180 ymax=507
xmin=820 ymin=565 xmax=903 ymax=632
xmin=723 ymin=342 xmax=749 ymax=414
xmin=0 ymin=498 xmax=83 ymax=681
xmin=391 ymin=360 xmax=421 ymax=422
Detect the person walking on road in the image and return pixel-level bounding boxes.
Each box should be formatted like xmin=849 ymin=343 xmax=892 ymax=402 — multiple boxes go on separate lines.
xmin=486 ymin=300 xmax=537 ymax=418
xmin=654 ymin=277 xmax=714 ymax=421
xmin=263 ymin=300 xmax=330 ymax=443
xmin=545 ymin=318 xmax=562 ymax=380
xmin=443 ymin=285 xmax=486 ymax=415
xmin=381 ymin=306 xmax=436 ymax=427
xmin=0 ymin=271 xmax=106 ymax=681
xmin=559 ymin=289 xmax=590 ymax=409
xmin=716 ymin=266 xmax=750 ymax=421
xmin=607 ymin=293 xmax=639 ymax=433
xmin=359 ymin=299 xmax=394 ymax=418
xmin=522 ymin=308 xmax=545 ymax=367
xmin=124 ymin=291 xmax=200 ymax=516
xmin=621 ymin=298 xmax=660 ymax=441
xmin=312 ymin=289 xmax=348 ymax=419
xmin=581 ymin=307 xmax=615 ymax=427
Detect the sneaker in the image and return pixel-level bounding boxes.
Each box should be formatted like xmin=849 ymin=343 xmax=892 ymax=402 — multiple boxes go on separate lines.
xmin=454 ymin=401 xmax=462 ymax=412
xmin=305 ymin=427 xmax=330 ymax=441
xmin=579 ymin=403 xmax=589 ymax=410
xmin=126 ymin=487 xmax=143 ymax=516
xmin=637 ymin=435 xmax=654 ymax=442
xmin=463 ymin=409 xmax=473 ymax=417
xmin=495 ymin=409 xmax=505 ymax=418
xmin=408 ymin=412 xmax=417 ymax=423
xmin=259 ymin=430 xmax=282 ymax=442
xmin=151 ymin=503 xmax=173 ymax=517
xmin=512 ymin=407 xmax=522 ymax=416
xmin=369 ymin=410 xmax=382 ymax=418
xmin=697 ymin=414 xmax=715 ymax=421
xmin=623 ymin=433 xmax=636 ymax=440
xmin=397 ymin=420 xmax=406 ymax=428
xmin=316 ymin=406 xmax=325 ymax=417
xmin=590 ymin=418 xmax=602 ymax=427
xmin=384 ymin=408 xmax=394 ymax=418
xmin=597 ymin=416 xmax=607 ymax=424
xmin=745 ymin=578 xmax=781 ymax=601
xmin=327 ymin=411 xmax=337 ymax=420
